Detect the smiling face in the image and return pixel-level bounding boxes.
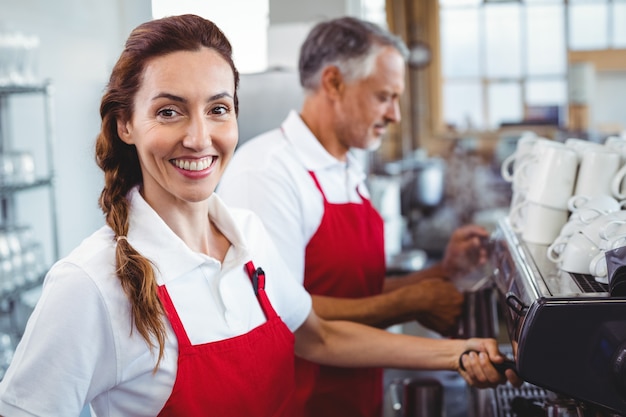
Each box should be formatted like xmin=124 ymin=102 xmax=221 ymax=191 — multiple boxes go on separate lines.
xmin=117 ymin=47 xmax=238 ymax=209
xmin=334 ymin=46 xmax=405 ymax=151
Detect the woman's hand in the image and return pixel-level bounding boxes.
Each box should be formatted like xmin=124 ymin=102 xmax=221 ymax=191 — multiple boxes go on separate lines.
xmin=456 ymin=338 xmax=523 ymax=388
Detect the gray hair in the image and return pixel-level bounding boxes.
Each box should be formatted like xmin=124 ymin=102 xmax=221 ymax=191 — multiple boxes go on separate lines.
xmin=298 ymin=16 xmax=408 ymax=92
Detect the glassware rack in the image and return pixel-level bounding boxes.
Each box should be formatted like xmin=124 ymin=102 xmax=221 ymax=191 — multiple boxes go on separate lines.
xmin=0 ymin=80 xmax=59 ymax=336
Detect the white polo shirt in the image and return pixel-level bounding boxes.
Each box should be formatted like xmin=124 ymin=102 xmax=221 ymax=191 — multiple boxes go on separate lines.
xmin=219 ymin=110 xmax=370 ymax=285
xmin=0 ymin=187 xmax=311 ymax=417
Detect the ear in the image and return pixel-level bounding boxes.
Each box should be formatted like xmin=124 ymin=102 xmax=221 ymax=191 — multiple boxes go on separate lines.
xmin=117 ymin=118 xmax=134 ymax=145
xmin=319 ymin=65 xmax=345 ymax=99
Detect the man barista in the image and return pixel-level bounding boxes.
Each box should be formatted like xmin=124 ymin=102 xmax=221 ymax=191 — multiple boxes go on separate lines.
xmin=218 ymin=16 xmax=494 ymax=417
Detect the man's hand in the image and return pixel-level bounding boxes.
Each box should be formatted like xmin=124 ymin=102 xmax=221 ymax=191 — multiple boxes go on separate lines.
xmin=441 ymin=224 xmax=490 ymax=279
xmin=395 ymin=278 xmax=464 ymax=335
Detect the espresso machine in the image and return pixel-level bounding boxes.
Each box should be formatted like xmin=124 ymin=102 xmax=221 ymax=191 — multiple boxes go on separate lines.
xmin=477 ymin=218 xmax=626 ymax=416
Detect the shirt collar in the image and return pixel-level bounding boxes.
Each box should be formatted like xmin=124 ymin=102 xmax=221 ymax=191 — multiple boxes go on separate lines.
xmin=281 ymin=110 xmax=367 ymax=181
xmin=125 ymin=187 xmax=250 ymax=285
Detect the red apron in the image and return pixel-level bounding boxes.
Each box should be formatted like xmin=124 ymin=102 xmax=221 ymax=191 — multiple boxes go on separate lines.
xmin=291 ymin=171 xmax=386 ymax=417
xmin=157 ymin=261 xmax=295 ymax=417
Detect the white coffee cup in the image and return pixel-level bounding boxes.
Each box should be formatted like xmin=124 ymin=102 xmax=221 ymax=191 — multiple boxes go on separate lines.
xmin=508 ymin=193 xmax=528 ymax=232
xmin=515 ymin=201 xmax=568 ymax=245
xmin=500 ymin=134 xmax=538 ymax=183
xmin=560 ymin=231 xmax=601 ymax=274
xmin=575 ymin=148 xmax=621 ymax=197
xmin=558 ymin=217 xmax=588 ymax=238
xmin=506 ymin=139 xmax=565 ymax=214
xmin=525 ymin=145 xmax=578 ymax=210
xmin=547 ymin=234 xmax=571 ymax=263
xmin=565 ymin=138 xmax=606 ymax=162
xmin=579 ymin=211 xmax=626 ymax=248
xmin=610 ymin=163 xmax=626 ymax=200
xmin=605 ymin=136 xmax=626 ymax=163
xmin=606 ymin=135 xmax=626 ymax=148
xmin=589 ymin=251 xmax=608 ymax=282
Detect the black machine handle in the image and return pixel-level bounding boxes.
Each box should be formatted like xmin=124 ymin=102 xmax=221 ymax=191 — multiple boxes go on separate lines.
xmin=459 ymin=350 xmax=517 ymax=375
xmin=505 ymin=292 xmax=528 ymax=317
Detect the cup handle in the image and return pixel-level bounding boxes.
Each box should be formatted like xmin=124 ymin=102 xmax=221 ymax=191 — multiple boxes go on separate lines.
xmin=508 ymin=201 xmax=527 ymax=233
xmin=589 ymin=251 xmax=607 ymax=278
xmin=579 ymin=207 xmax=606 ymax=224
xmin=547 ymin=237 xmax=567 ymax=263
xmin=611 ymin=164 xmax=626 ymax=200
xmin=600 ymin=220 xmax=626 ymax=241
xmin=567 ymin=195 xmax=590 ymax=212
xmin=609 ymin=234 xmax=626 ymax=250
xmin=500 ymin=153 xmax=517 ymax=182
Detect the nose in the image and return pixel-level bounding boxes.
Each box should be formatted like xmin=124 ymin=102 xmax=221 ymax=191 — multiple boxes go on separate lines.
xmin=182 ymin=114 xmax=212 ymax=150
xmin=385 ymin=99 xmax=401 ymax=123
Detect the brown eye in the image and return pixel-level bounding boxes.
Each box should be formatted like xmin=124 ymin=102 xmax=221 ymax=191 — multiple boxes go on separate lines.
xmin=157 ymin=107 xmax=179 ymax=118
xmin=210 ymin=104 xmax=229 ymax=115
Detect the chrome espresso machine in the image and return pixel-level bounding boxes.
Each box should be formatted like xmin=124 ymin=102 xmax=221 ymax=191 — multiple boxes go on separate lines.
xmin=478 ymin=219 xmax=626 ymax=416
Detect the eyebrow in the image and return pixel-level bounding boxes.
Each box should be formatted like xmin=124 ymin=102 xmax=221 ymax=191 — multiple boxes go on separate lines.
xmin=152 ymin=91 xmax=233 ymax=103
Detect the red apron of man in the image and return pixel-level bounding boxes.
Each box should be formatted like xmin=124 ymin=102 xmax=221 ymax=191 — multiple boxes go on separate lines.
xmin=157 ymin=261 xmax=295 ymax=417
xmin=291 ymin=171 xmax=386 ymax=417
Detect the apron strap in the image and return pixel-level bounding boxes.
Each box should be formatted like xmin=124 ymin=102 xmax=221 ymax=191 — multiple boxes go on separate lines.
xmin=307 ymin=171 xmax=328 ymax=202
xmin=158 ymin=285 xmax=192 ymax=348
xmin=244 ymin=261 xmax=278 ymax=320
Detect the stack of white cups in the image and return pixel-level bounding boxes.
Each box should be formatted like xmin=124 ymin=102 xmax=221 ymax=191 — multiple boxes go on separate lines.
xmin=501 ymin=132 xmax=537 ymax=211
xmin=547 ymin=195 xmax=624 ymax=276
xmin=502 ymin=134 xmax=626 ymax=283
xmin=505 ymin=138 xmax=578 ymax=245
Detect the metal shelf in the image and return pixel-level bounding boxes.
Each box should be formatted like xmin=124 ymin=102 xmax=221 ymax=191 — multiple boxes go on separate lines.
xmin=0 ymin=82 xmax=50 ymax=96
xmin=0 ymin=80 xmax=59 ymax=261
xmin=0 ymin=177 xmax=53 ymax=195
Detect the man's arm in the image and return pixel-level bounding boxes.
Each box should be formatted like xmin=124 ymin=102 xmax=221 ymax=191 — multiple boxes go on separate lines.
xmin=311 ymin=277 xmax=463 ymax=332
xmin=383 ymin=224 xmax=490 ymax=293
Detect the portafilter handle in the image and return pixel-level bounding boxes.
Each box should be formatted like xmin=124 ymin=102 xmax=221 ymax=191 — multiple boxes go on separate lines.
xmin=458 ymin=350 xmax=517 ymax=375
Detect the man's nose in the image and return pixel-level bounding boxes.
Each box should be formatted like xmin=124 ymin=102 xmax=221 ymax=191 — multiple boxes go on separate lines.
xmin=386 ymin=100 xmax=401 ymax=123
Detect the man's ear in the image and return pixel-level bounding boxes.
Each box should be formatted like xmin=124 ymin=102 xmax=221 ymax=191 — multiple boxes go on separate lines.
xmin=117 ymin=119 xmax=133 ymax=144
xmin=320 ymin=65 xmax=345 ymax=99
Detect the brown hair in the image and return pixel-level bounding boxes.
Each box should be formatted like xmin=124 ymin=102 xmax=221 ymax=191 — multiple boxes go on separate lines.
xmin=95 ymin=14 xmax=240 ymax=368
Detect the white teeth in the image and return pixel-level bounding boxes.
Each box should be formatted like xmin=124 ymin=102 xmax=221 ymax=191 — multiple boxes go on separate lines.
xmin=174 ymin=158 xmax=211 ymax=171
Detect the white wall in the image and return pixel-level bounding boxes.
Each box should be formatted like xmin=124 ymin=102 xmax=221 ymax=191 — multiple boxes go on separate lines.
xmin=267 ymin=0 xmax=363 ymax=68
xmin=0 ymin=0 xmax=152 ymax=260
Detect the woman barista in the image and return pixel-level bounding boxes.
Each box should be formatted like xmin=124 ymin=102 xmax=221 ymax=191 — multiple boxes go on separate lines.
xmin=0 ymin=14 xmax=520 ymax=417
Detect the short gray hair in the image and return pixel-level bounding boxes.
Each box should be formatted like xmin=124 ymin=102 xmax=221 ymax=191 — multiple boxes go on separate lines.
xmin=298 ymin=16 xmax=408 ymax=92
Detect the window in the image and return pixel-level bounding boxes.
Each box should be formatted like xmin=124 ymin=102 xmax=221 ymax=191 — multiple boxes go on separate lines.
xmin=439 ymin=0 xmax=624 ymax=131
xmin=440 ymin=0 xmax=568 ymax=130
xmin=569 ymin=1 xmax=609 ymax=50
xmin=361 ymin=0 xmax=388 ymax=27
xmin=614 ymin=1 xmax=626 ymax=47
xmin=485 ymin=3 xmax=522 ymax=79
